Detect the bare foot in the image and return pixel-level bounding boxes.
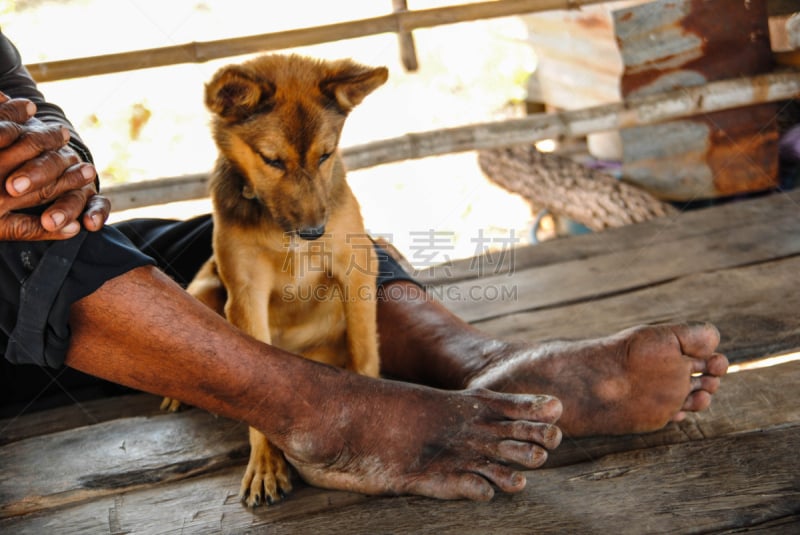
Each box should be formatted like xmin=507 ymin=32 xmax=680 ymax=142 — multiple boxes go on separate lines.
xmin=270 ymin=371 xmax=563 ymax=501
xmin=465 ymin=323 xmax=728 ymax=437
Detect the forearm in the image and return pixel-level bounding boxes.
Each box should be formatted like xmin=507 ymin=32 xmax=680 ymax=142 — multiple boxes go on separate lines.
xmin=65 ymin=265 xmax=327 ymax=435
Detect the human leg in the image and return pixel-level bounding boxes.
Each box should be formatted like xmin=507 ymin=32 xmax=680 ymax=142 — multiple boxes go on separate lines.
xmin=65 ymin=265 xmax=562 ymax=500
xmin=376 ymin=280 xmax=728 ymax=437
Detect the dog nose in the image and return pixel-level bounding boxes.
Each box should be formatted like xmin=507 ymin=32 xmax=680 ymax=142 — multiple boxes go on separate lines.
xmin=297 ymin=225 xmax=326 ymax=240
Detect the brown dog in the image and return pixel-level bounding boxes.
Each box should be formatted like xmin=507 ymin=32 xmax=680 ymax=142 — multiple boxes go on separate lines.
xmin=186 ymin=54 xmax=386 ymax=507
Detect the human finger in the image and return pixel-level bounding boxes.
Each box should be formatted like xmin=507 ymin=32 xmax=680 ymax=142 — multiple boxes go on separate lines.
xmin=1 ymin=124 xmax=70 ymax=189
xmin=0 ymin=211 xmax=80 ymax=241
xmin=0 ymin=159 xmax=95 ymax=217
xmin=39 ymin=180 xmax=96 ymax=233
xmin=5 ymin=144 xmax=82 ymax=199
xmin=0 ymin=98 xmax=36 ymax=130
xmin=82 ymin=192 xmax=110 ymax=232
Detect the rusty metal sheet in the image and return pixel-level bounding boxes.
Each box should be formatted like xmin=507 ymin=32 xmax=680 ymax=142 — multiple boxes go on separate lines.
xmin=613 ymin=0 xmax=773 ymax=97
xmin=620 ymin=105 xmax=780 ymax=200
xmin=611 ymin=0 xmax=779 ymax=200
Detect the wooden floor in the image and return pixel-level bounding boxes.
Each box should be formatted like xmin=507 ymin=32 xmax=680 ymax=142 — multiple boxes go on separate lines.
xmin=2 ymin=190 xmax=800 ymax=534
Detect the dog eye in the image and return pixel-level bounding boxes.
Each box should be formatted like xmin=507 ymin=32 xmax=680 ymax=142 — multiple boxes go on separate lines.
xmin=261 ymin=155 xmax=285 ymax=171
xmin=318 ymin=153 xmax=331 ymax=165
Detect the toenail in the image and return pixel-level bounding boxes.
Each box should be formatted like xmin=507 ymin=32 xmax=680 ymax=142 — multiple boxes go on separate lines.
xmin=545 ymin=425 xmax=562 ymax=445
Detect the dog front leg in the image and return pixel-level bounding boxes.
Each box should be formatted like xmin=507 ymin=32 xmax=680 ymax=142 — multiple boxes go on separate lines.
xmin=226 ymin=283 xmax=294 ymax=507
xmin=240 ymin=427 xmax=293 ymax=507
xmin=339 ymin=246 xmax=380 ymax=378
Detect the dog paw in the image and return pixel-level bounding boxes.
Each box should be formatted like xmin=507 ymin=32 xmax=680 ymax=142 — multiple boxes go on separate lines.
xmin=239 ymin=444 xmax=293 ymax=507
xmin=159 ymin=397 xmax=182 ymax=412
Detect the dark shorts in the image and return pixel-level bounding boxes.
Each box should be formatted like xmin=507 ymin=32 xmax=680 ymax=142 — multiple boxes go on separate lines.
xmin=0 ymin=214 xmax=416 ymax=414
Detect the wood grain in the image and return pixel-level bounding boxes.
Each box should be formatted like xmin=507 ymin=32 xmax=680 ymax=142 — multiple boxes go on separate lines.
xmin=2 ymin=362 xmax=798 ymax=528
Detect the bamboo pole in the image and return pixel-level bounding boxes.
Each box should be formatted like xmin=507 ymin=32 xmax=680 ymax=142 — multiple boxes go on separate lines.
xmin=392 ymin=0 xmax=419 ymax=72
xmin=27 ymin=0 xmax=610 ymax=82
xmin=103 ymin=71 xmax=800 ymax=212
xmin=341 ymin=71 xmax=800 ymax=170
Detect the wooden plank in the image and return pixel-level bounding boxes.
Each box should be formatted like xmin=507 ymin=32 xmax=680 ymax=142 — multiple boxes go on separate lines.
xmin=0 ymin=465 xmax=369 ymax=535
xmin=417 ymin=180 xmax=800 ymax=285
xmin=474 ymin=254 xmax=800 ymax=364
xmin=0 ymin=393 xmax=163 ymax=446
xmin=0 ymin=409 xmax=248 ymax=518
xmin=2 ymin=359 xmax=797 ymax=528
xmin=549 ymin=360 xmax=800 ymax=467
xmin=436 ymin=208 xmax=800 ymax=322
xmin=4 ymin=406 xmax=798 ymax=533
xmin=260 ymin=425 xmax=800 ymax=534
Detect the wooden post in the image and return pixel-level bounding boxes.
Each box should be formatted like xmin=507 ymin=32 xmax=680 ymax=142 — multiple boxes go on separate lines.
xmin=392 ymin=0 xmax=419 ymax=71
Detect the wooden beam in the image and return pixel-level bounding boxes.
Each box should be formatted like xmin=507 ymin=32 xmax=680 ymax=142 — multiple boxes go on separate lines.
xmin=27 ymin=0 xmax=610 ymax=82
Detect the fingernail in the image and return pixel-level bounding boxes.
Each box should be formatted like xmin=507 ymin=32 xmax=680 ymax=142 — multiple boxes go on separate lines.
xmin=51 ymin=212 xmax=65 ymax=227
xmin=26 ymin=101 xmax=36 ymax=116
xmin=61 ymin=127 xmax=70 ymax=142
xmin=12 ymin=176 xmax=31 ymax=194
xmin=80 ymin=164 xmax=95 ymax=180
xmin=61 ymin=221 xmax=80 ymax=235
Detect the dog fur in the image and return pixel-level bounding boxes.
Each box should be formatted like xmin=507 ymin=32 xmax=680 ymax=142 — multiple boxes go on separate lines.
xmin=191 ymin=54 xmax=386 ymax=507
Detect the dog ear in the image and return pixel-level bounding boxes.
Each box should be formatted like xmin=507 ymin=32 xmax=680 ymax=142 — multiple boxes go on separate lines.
xmin=205 ymin=65 xmax=275 ymax=121
xmin=320 ymin=61 xmax=388 ymax=113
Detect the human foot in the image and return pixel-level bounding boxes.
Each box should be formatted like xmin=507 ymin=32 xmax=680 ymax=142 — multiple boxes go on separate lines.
xmin=465 ymin=323 xmax=728 ymax=437
xmin=270 ymin=372 xmax=563 ymax=501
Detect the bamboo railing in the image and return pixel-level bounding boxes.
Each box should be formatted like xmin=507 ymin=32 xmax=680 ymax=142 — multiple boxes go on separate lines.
xmin=20 ymin=0 xmax=797 ymax=211
xmin=27 ymin=0 xmax=611 ymax=83
xmin=103 ymin=71 xmax=800 ymax=211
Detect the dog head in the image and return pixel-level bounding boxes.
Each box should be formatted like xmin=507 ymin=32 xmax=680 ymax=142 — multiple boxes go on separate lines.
xmin=206 ymin=54 xmax=388 ymax=239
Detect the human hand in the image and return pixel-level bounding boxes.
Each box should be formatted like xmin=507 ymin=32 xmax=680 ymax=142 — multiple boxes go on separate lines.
xmin=0 ymin=92 xmax=110 ymax=241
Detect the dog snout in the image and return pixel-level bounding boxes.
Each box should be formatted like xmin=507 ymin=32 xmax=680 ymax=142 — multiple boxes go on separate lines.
xmin=297 ymin=225 xmax=326 ymax=241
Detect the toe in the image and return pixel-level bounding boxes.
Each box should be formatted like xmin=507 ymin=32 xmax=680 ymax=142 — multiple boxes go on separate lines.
xmin=470 ymin=462 xmax=527 ymax=493
xmin=486 ymin=392 xmax=563 ymax=423
xmin=672 ymin=322 xmax=720 ymax=357
xmin=692 ymin=374 xmax=720 ymax=394
xmin=496 ymin=421 xmax=562 ymax=450
xmin=682 ymin=390 xmax=712 ymax=412
xmin=708 ymin=353 xmax=729 ymax=376
xmin=496 ymin=440 xmax=549 ymax=468
xmin=408 ymin=472 xmax=496 ymax=501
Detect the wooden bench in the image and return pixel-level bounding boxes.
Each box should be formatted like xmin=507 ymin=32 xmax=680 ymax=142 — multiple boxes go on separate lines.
xmin=2 ymin=190 xmax=799 ymax=533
